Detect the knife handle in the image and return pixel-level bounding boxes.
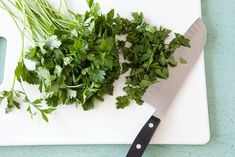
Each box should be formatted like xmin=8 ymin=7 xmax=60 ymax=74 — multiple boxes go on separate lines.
xmin=126 ymin=116 xmax=161 ymax=157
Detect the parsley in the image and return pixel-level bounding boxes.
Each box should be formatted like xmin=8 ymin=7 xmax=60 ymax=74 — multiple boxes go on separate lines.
xmin=180 ymin=57 xmax=188 ymax=64
xmin=15 ymin=62 xmax=39 ymax=84
xmin=116 ymin=12 xmax=190 ymax=107
xmin=0 ymin=0 xmax=190 ymax=121
xmin=116 ymin=96 xmax=130 ymax=109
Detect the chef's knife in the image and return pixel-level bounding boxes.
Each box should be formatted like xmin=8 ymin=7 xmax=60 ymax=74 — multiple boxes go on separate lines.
xmin=126 ymin=18 xmax=207 ymax=157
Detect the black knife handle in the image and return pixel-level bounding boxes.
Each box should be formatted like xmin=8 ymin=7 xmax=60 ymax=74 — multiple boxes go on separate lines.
xmin=126 ymin=116 xmax=161 ymax=157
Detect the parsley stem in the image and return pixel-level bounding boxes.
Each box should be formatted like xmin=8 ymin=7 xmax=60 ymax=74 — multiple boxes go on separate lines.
xmin=65 ymin=84 xmax=83 ymax=88
xmin=19 ymin=0 xmax=26 ymax=62
xmin=19 ymin=82 xmax=31 ymax=102
xmin=11 ymin=76 xmax=16 ymax=91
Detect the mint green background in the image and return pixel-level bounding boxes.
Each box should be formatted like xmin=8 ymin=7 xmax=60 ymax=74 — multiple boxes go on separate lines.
xmin=0 ymin=37 xmax=6 ymax=84
xmin=0 ymin=0 xmax=235 ymax=156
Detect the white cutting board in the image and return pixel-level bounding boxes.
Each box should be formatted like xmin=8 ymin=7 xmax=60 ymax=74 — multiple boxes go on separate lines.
xmin=0 ymin=0 xmax=210 ymax=145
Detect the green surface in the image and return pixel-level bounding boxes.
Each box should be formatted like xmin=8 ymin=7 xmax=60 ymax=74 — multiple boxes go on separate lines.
xmin=0 ymin=0 xmax=235 ymax=156
xmin=0 ymin=37 xmax=6 ymax=84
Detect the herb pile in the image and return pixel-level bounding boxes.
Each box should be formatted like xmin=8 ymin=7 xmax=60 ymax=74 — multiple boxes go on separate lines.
xmin=0 ymin=0 xmax=190 ymax=121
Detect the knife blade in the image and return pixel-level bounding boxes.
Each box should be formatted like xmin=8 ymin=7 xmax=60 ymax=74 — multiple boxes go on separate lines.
xmin=126 ymin=18 xmax=207 ymax=157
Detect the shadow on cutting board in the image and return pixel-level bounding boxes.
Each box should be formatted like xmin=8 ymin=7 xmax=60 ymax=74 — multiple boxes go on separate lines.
xmin=0 ymin=37 xmax=7 ymax=85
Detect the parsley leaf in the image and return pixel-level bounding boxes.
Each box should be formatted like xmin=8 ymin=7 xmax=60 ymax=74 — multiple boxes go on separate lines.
xmin=41 ymin=111 xmax=49 ymax=122
xmin=180 ymin=57 xmax=188 ymax=64
xmin=86 ymin=0 xmax=94 ymax=8
xmin=37 ymin=67 xmax=51 ymax=89
xmin=43 ymin=35 xmax=62 ymax=50
xmin=89 ymin=69 xmax=106 ymax=82
xmin=67 ymin=89 xmax=77 ymax=99
xmin=116 ymin=96 xmax=130 ymax=109
xmin=15 ymin=62 xmax=39 ymax=84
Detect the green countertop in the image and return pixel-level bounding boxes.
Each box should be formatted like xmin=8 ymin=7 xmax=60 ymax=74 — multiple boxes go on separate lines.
xmin=0 ymin=0 xmax=235 ymax=156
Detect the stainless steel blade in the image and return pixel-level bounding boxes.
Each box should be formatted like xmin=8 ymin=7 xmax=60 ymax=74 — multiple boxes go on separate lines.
xmin=142 ymin=18 xmax=207 ymax=118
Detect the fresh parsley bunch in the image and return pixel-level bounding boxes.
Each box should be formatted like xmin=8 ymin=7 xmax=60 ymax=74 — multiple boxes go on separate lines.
xmin=0 ymin=0 xmax=190 ymax=121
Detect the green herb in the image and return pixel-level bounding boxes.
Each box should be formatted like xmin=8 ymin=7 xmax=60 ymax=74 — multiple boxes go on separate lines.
xmin=116 ymin=12 xmax=190 ymax=107
xmin=116 ymin=96 xmax=130 ymax=109
xmin=180 ymin=57 xmax=188 ymax=64
xmin=0 ymin=0 xmax=190 ymax=121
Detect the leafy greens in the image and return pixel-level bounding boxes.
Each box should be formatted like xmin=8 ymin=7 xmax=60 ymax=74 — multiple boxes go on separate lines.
xmin=0 ymin=0 xmax=190 ymax=121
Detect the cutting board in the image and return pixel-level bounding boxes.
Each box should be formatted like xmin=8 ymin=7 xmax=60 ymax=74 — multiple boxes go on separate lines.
xmin=0 ymin=0 xmax=210 ymax=145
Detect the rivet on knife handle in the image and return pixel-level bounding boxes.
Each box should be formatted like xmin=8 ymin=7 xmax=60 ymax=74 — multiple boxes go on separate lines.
xmin=126 ymin=116 xmax=161 ymax=157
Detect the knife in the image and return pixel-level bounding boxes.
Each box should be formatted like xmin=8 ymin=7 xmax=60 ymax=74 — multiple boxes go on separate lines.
xmin=126 ymin=18 xmax=207 ymax=157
